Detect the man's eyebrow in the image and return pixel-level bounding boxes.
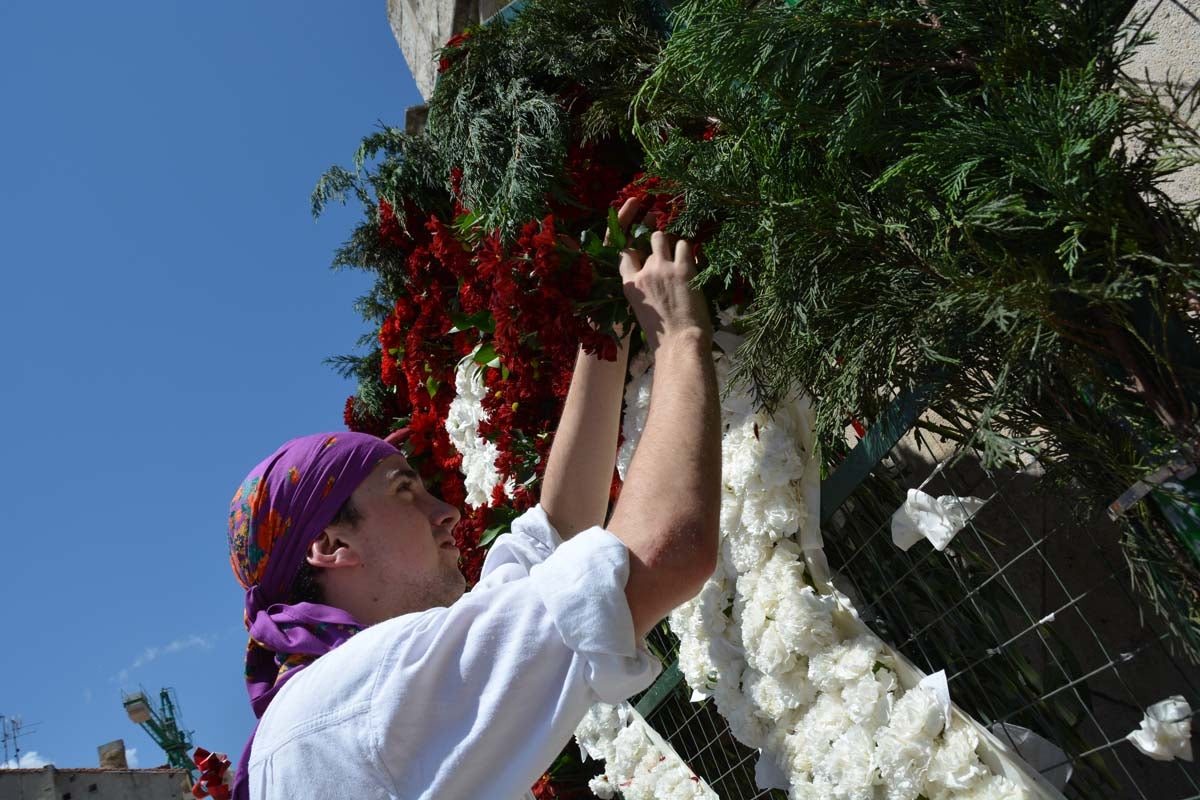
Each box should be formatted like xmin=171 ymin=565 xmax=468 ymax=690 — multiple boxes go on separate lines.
xmin=385 ymin=467 xmax=420 ymax=484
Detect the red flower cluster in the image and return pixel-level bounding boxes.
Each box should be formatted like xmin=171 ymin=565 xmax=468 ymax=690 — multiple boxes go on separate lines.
xmin=364 ymin=188 xmax=628 ymax=584
xmin=611 ymin=173 xmax=683 ymax=231
xmin=554 ymin=141 xmax=631 ymax=226
xmin=438 ymin=31 xmax=472 ymax=74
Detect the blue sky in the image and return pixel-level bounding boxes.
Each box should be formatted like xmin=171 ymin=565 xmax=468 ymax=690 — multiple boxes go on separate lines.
xmin=0 ymin=1 xmax=421 ymax=770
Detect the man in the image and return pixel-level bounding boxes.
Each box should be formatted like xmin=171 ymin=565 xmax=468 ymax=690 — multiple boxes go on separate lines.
xmin=226 ymin=198 xmax=720 ymax=799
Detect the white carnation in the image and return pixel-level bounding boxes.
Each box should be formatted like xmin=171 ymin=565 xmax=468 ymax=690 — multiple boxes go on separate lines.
xmin=751 ymin=415 xmax=809 ymax=491
xmin=740 ymin=486 xmax=804 ymax=539
xmin=445 ymin=359 xmax=514 ymax=507
xmin=807 ymin=635 xmax=882 ymax=694
xmin=874 ymin=686 xmax=946 ymax=800
xmin=713 ymin=676 xmax=769 ymax=748
xmin=925 ymin=722 xmax=989 ymax=794
xmin=841 ymin=668 xmax=896 ymax=730
xmin=813 ymin=724 xmax=878 ymax=800
xmin=937 ymin=774 xmax=1029 ymax=800
xmin=789 ymin=692 xmax=850 ymax=776
xmin=773 ymin=586 xmax=838 ymax=657
xmin=575 ymin=702 xmax=717 ymax=799
xmin=587 ymin=774 xmax=616 ymax=799
xmin=887 ymin=685 xmax=946 ymax=740
xmin=744 ymin=665 xmax=817 ymax=719
xmin=723 ymin=417 xmax=766 ymax=491
xmin=575 ymin=703 xmax=622 ymax=762
xmin=615 ymin=355 xmax=654 ymax=479
xmin=614 ymin=349 xmax=1019 ymax=800
xmin=722 ymin=525 xmax=773 ymax=573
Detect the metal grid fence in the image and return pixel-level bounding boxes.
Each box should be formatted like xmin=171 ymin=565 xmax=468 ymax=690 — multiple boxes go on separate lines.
xmin=831 ymin=440 xmax=1200 ymax=800
xmin=631 ymin=627 xmax=782 ymax=799
xmin=627 ymin=402 xmax=1200 ymax=800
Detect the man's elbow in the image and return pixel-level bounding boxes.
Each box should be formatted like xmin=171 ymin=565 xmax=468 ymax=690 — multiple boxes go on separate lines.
xmin=653 ymin=519 xmax=719 ymax=598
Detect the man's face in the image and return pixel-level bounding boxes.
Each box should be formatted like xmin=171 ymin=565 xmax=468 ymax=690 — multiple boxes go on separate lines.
xmin=339 ymin=454 xmax=465 ymax=622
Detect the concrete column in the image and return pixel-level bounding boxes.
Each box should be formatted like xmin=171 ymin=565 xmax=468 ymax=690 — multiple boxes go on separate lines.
xmin=1124 ymin=0 xmax=1200 ymax=202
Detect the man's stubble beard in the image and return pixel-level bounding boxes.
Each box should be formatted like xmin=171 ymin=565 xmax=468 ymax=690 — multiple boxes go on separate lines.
xmin=400 ymin=560 xmax=466 ymax=614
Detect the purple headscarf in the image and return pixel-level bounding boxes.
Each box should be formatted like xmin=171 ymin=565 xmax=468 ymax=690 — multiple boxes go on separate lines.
xmin=226 ymin=432 xmax=400 ymax=799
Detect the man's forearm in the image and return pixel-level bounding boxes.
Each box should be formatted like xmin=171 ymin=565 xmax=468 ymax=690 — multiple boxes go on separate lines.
xmin=608 ymin=329 xmax=721 ymax=635
xmin=540 ymin=339 xmax=631 ymax=539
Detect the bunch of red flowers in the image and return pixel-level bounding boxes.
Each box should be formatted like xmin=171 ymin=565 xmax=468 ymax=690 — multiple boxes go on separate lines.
xmin=347 ymin=172 xmax=636 ymax=584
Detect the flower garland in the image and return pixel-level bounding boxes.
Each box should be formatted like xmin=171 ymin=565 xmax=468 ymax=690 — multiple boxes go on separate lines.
xmin=612 ymin=340 xmax=1038 ymax=800
xmin=445 ymin=356 xmax=515 ymax=508
xmin=575 ymin=702 xmax=717 ymax=800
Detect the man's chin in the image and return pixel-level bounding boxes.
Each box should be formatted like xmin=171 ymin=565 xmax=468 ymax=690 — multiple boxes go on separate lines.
xmin=445 ymin=570 xmax=467 ymax=603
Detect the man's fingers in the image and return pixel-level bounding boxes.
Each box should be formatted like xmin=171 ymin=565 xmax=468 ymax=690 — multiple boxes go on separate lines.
xmin=651 ymin=230 xmax=674 ymax=260
xmin=605 ymin=198 xmax=642 ymax=246
xmin=675 ymin=239 xmax=696 ymax=275
xmin=618 ymin=248 xmax=643 ymax=282
xmin=616 ymin=197 xmax=641 ymax=229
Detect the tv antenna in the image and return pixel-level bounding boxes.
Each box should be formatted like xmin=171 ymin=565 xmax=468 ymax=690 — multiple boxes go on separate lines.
xmin=1 ymin=716 xmax=40 ymax=768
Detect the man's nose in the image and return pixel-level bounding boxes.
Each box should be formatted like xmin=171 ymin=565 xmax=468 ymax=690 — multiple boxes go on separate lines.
xmin=431 ymin=496 xmax=461 ymax=530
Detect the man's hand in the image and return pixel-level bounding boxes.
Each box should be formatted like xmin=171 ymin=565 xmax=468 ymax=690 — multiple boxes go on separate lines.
xmin=608 ymin=226 xmax=721 ymax=638
xmin=619 ymin=231 xmax=712 ymax=352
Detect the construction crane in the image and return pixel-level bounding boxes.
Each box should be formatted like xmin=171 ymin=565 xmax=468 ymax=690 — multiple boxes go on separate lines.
xmin=122 ymin=688 xmax=195 ymax=782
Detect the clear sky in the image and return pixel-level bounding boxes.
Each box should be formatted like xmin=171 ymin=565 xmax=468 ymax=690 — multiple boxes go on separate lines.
xmin=0 ymin=1 xmax=422 ymax=770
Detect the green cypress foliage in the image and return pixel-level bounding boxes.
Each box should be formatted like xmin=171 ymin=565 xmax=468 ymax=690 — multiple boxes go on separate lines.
xmin=317 ymin=0 xmax=1200 ymax=656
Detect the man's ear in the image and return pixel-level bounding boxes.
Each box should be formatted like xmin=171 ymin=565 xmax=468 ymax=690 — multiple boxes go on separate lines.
xmin=306 ymin=529 xmax=362 ymax=570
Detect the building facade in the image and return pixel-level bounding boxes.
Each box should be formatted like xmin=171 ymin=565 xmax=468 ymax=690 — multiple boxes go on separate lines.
xmin=0 ymin=766 xmax=190 ymax=800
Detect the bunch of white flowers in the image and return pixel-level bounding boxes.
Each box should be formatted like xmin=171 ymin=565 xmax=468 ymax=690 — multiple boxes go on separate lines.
xmin=445 ymin=356 xmax=514 ymax=508
xmin=574 ymin=703 xmax=717 ymax=800
xmin=603 ymin=342 xmax=1039 ymax=800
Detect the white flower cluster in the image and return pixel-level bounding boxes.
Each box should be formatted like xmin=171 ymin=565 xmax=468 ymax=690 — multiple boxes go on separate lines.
xmin=617 ymin=347 xmax=1033 ymax=800
xmin=574 ymin=702 xmax=717 ymax=800
xmin=445 ymin=357 xmax=514 ymax=508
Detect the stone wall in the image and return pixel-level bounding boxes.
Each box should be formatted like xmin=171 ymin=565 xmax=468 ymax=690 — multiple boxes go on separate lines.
xmin=386 ymin=0 xmax=507 ymax=101
xmin=0 ymin=766 xmax=191 ymax=800
xmin=1125 ymin=0 xmax=1200 ymax=202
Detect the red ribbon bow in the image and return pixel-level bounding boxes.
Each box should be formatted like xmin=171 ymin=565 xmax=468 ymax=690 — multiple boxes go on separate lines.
xmin=192 ymin=747 xmax=231 ymax=800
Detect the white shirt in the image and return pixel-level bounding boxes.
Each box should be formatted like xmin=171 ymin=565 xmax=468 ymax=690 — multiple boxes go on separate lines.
xmin=248 ymin=505 xmax=660 ymax=799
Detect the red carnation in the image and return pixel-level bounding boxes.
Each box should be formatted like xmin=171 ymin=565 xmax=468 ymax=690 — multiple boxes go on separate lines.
xmin=438 ymin=31 xmax=472 ymax=73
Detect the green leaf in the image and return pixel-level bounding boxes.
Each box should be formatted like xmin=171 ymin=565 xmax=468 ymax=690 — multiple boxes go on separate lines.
xmin=606 ymin=206 xmax=626 ymax=250
xmin=478 ymin=524 xmax=507 ymax=548
xmin=449 ymin=310 xmax=496 ymax=334
xmin=425 ymin=376 xmax=439 ymax=397
xmin=473 ymin=343 xmax=501 ymax=368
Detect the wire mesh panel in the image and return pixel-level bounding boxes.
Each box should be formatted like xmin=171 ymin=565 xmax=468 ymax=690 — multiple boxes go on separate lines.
xmin=823 ymin=435 xmax=1200 ymax=800
xmin=630 ymin=627 xmax=785 ymax=800
xmin=625 ymin=413 xmax=1200 ymax=799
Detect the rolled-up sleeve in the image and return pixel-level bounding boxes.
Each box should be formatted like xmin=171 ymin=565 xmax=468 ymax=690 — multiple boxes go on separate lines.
xmin=530 ymin=528 xmax=657 ymax=701
xmin=365 ymin=505 xmax=661 ymax=799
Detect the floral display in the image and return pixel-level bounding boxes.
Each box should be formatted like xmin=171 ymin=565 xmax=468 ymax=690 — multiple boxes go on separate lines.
xmin=609 ymin=338 xmax=1037 ymax=799
xmin=574 ymin=702 xmax=717 ymax=800
xmin=318 ymin=4 xmax=1161 ymax=794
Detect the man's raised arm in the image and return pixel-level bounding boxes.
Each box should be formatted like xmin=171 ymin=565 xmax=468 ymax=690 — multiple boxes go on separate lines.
xmin=539 ymin=200 xmax=640 ymax=539
xmin=608 ymin=232 xmax=721 ymax=638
